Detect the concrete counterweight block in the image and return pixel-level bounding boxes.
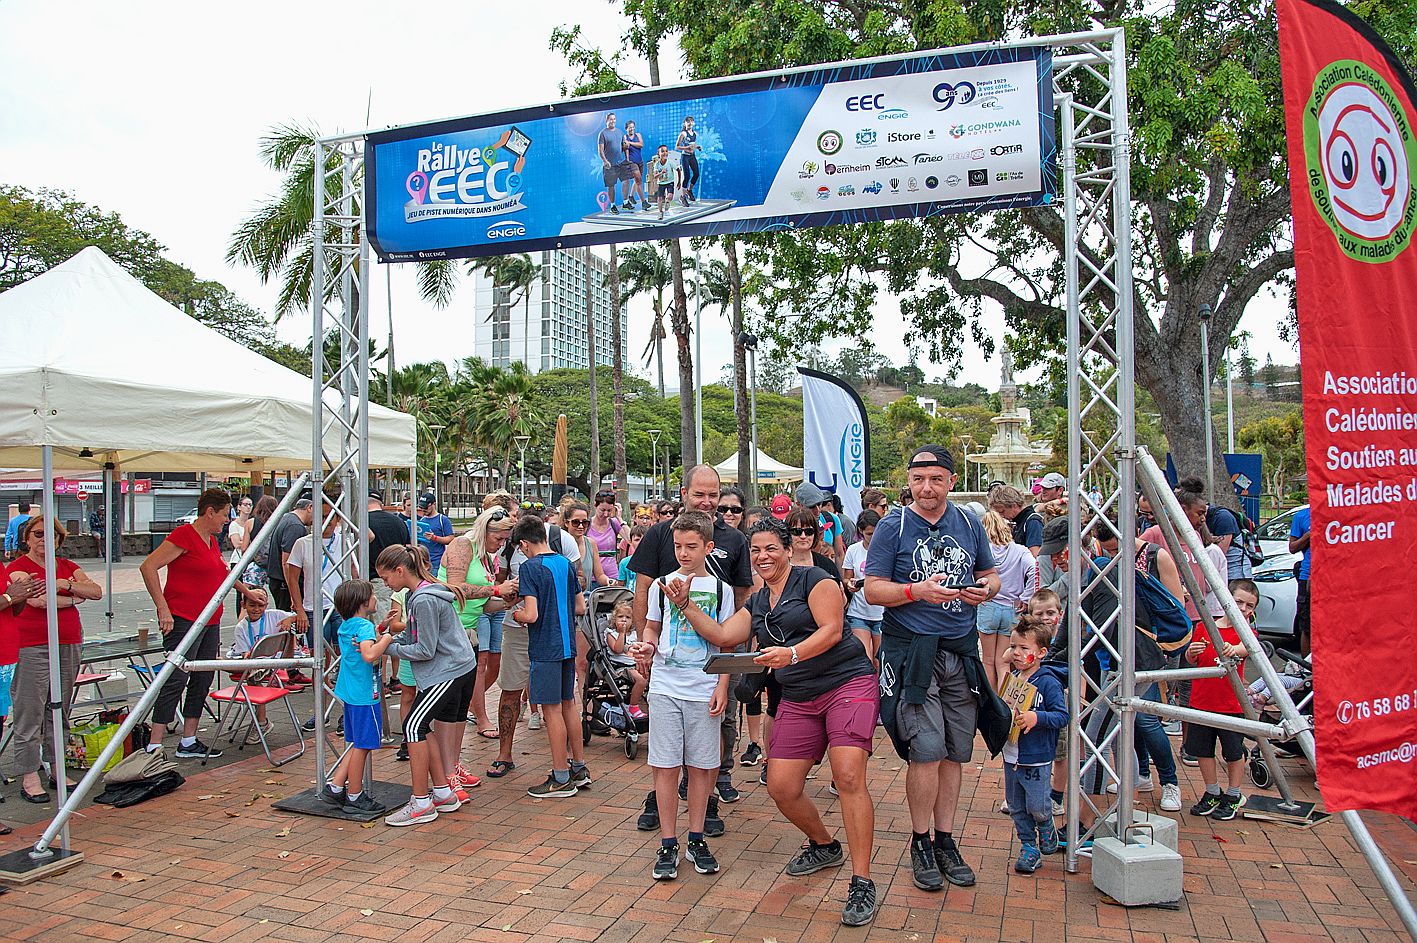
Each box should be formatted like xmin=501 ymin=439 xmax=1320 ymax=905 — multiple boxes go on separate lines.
xmin=1091 ymin=836 xmax=1184 ymax=906
xmin=1101 ymin=810 xmax=1179 ymax=851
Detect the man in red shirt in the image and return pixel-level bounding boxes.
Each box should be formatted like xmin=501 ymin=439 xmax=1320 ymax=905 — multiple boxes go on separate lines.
xmin=1183 ymin=579 xmax=1259 ymax=821
xmin=140 ymin=488 xmax=233 ymax=758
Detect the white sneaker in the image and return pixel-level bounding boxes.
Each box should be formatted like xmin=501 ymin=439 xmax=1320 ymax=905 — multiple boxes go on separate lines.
xmin=528 ymin=712 xmax=543 ymax=731
xmin=1105 ymin=776 xmax=1154 ymax=794
xmin=999 ymin=800 xmax=1010 ymax=814
xmin=384 ymin=799 xmax=439 ymax=827
xmin=1052 ymin=798 xmax=1065 ymax=816
xmin=1160 ymin=783 xmax=1182 ymax=812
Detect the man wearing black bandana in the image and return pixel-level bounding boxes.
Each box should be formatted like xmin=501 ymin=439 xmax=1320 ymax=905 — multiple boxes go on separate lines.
xmin=863 ymin=444 xmax=1002 ymax=892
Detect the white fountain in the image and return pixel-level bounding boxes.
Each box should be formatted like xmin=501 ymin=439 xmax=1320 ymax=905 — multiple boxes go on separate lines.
xmin=967 ymin=347 xmax=1052 ymax=490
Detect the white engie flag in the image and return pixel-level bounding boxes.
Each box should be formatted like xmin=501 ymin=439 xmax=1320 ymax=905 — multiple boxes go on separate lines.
xmin=800 ymin=368 xmax=870 ymax=522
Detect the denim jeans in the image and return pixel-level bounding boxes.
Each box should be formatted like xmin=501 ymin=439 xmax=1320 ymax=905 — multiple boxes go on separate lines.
xmin=1132 ymin=682 xmax=1178 ymax=786
xmin=1004 ymin=761 xmax=1055 ymax=847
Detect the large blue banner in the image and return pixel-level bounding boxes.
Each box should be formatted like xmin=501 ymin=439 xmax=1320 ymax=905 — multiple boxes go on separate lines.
xmin=365 ymin=47 xmax=1056 ymax=262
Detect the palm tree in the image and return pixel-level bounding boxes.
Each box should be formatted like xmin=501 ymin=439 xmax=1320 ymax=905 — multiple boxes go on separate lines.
xmin=618 ymin=243 xmax=672 ymax=396
xmin=696 ymin=247 xmax=754 ymax=498
xmin=227 ymin=124 xmax=461 ymax=381
xmin=584 ymin=248 xmax=601 ymax=493
xmin=609 ymin=248 xmax=627 ymax=505
xmin=472 ymin=253 xmax=538 ymax=367
xmin=667 ymin=239 xmax=696 ymax=466
xmin=474 ymin=362 xmax=543 ymax=482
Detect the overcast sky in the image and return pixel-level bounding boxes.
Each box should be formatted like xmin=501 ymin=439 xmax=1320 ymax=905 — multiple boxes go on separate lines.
xmin=1 ymin=1 xmax=1296 ymax=392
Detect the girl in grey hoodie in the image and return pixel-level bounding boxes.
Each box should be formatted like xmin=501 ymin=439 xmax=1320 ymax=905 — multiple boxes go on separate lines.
xmin=376 ymin=545 xmax=477 ymax=826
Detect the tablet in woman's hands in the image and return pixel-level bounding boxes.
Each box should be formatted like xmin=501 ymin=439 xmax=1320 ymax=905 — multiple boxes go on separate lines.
xmin=703 ymin=652 xmax=767 ymax=674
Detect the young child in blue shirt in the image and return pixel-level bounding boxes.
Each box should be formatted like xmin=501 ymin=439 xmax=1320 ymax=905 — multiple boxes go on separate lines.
xmin=318 ymin=579 xmax=396 ymax=815
xmin=510 ymin=515 xmax=587 ymax=799
xmin=1001 ymin=615 xmax=1068 ymax=873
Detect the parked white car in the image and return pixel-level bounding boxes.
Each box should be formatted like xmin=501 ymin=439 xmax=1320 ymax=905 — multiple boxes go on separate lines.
xmin=1251 ymin=505 xmax=1307 ymax=641
xmin=177 ymin=509 xmax=198 ymax=524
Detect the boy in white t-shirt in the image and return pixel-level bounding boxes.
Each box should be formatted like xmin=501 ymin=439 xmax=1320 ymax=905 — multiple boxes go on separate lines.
xmin=841 ymin=510 xmax=884 ymax=660
xmin=228 ymin=589 xmax=299 ymax=740
xmin=631 ymin=511 xmax=733 ymax=880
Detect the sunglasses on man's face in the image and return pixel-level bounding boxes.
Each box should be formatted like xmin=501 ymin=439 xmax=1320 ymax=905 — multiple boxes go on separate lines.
xmin=718 ymin=504 xmax=743 ymax=515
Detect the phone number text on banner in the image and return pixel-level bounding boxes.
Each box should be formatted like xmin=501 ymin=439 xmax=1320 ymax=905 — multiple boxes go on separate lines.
xmin=365 ymin=47 xmax=1056 ymax=262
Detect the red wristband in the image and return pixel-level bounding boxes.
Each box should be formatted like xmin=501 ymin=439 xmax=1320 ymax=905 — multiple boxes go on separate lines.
xmin=904 ymin=583 xmax=915 ymax=602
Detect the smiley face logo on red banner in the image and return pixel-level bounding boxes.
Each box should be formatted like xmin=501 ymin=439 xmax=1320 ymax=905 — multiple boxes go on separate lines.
xmin=1304 ymin=59 xmax=1416 ymax=262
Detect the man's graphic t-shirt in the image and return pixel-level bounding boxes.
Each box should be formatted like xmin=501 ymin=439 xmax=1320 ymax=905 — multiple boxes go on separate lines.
xmin=863 ymin=503 xmax=995 ymax=639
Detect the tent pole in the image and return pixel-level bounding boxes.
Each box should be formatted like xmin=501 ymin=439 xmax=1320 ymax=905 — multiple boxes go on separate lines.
xmin=40 ymin=445 xmax=70 ymax=851
xmin=103 ymin=463 xmax=113 ymax=633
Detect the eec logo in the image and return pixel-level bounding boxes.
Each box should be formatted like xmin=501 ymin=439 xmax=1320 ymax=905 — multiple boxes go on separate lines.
xmin=1304 ymin=59 xmax=1415 ymax=262
xmin=846 ymin=94 xmax=886 ymax=112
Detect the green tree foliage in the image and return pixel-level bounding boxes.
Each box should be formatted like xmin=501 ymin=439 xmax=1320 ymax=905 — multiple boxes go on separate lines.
xmin=635 ymin=0 xmax=1413 ymax=500
xmin=0 ymin=184 xmax=304 ymax=368
xmin=1238 ymin=412 xmax=1305 ymax=501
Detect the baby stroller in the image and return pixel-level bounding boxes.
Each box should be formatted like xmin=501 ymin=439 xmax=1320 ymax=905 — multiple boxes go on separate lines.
xmin=579 ymin=585 xmax=647 ymax=759
xmin=1246 ymin=643 xmax=1314 ymax=789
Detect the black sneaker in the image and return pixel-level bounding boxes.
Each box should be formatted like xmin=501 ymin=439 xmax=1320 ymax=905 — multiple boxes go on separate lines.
xmin=686 ymin=838 xmax=720 ymax=874
xmin=910 ymin=835 xmax=944 ymax=891
xmin=678 ymin=775 xmax=688 ymax=801
xmin=653 ymin=844 xmax=679 ymax=880
xmin=739 ymin=742 xmax=763 ymax=766
xmin=716 ymin=779 xmax=741 ymax=804
xmin=302 ymin=716 xmax=317 ymax=731
xmin=394 ymin=743 xmax=409 ymax=762
xmin=527 ymin=773 xmax=578 ymax=799
xmin=841 ymin=876 xmax=880 ymax=927
xmin=1190 ymin=792 xmax=1223 ymax=817
xmin=343 ymin=792 xmax=387 ymax=815
xmin=316 ymin=783 xmax=346 ymax=807
xmin=1180 ymin=749 xmax=1199 ymax=767
xmin=570 ymin=764 xmax=592 ymax=789
xmin=636 ymin=790 xmax=659 ymax=831
xmin=1211 ymin=793 xmax=1245 ymax=821
xmin=759 ymin=763 xmax=768 ymax=786
xmin=785 ymin=840 xmax=844 ymax=876
xmin=704 ymin=794 xmax=725 ymax=838
xmin=610 ymin=204 xmax=620 ymax=215
xmin=175 ymin=740 xmax=221 ymax=759
xmin=935 ymin=839 xmax=976 ymax=887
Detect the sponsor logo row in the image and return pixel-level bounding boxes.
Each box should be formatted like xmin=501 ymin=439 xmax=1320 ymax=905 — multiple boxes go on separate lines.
xmin=792 ymin=166 xmax=1025 ymax=203
xmin=799 ymin=143 xmax=1022 ymax=178
xmin=820 ymin=120 xmax=1023 ymax=155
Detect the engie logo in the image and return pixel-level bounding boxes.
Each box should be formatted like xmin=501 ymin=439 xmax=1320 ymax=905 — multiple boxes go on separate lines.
xmin=402 ymin=136 xmax=527 ymax=225
xmin=1303 ymin=58 xmax=1416 ymax=263
xmin=488 ymin=220 xmax=526 ymax=239
xmin=838 ymin=422 xmax=866 ymax=490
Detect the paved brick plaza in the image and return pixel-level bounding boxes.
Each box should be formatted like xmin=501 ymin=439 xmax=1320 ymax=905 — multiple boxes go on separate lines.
xmin=1 ymin=720 xmax=1413 ymax=943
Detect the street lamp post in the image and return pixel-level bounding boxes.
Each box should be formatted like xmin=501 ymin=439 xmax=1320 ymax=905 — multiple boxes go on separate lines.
xmin=1225 ymin=346 xmax=1235 ymax=453
xmin=648 ymin=429 xmax=662 ymax=500
xmin=739 ymin=332 xmax=759 ymax=505
xmin=514 ymin=435 xmax=531 ymax=502
xmin=428 ymin=423 xmax=445 ymax=509
xmin=693 ymin=246 xmax=703 ymax=466
xmin=1198 ymin=303 xmax=1214 ymax=498
xmin=959 ymin=434 xmax=974 ymax=493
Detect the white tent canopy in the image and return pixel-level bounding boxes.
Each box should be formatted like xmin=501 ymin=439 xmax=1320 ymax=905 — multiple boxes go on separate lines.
xmin=714 ymin=448 xmax=804 ymax=485
xmin=0 ymin=247 xmax=416 ymax=472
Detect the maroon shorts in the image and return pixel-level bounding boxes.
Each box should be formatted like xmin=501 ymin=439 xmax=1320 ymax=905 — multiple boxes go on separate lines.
xmin=768 ymin=673 xmax=879 ymax=761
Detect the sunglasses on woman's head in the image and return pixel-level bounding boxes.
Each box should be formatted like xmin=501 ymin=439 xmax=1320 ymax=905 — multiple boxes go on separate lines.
xmin=788 ymin=527 xmax=816 ymax=537
xmin=520 ymin=501 xmax=545 ymax=512
xmin=488 ymin=509 xmax=508 ymax=522
xmin=718 ymin=504 xmax=743 ymax=514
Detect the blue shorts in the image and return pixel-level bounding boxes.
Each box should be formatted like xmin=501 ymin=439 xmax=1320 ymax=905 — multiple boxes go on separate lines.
xmin=845 ymin=616 xmax=882 ymax=637
xmin=342 ymin=703 xmax=383 ymax=750
xmin=529 ymin=658 xmax=576 ymax=706
xmin=477 ymin=610 xmax=505 ymax=655
xmin=976 ymin=599 xmax=1018 ymax=635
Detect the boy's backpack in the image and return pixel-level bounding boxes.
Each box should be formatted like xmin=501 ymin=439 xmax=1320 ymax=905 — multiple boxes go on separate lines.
xmin=1134 ymin=543 xmax=1193 ymax=649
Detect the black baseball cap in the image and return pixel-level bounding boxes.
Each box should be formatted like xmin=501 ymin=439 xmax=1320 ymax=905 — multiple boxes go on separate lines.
xmin=908 ymin=444 xmax=956 ymax=473
xmin=418 ymin=492 xmax=436 ymax=509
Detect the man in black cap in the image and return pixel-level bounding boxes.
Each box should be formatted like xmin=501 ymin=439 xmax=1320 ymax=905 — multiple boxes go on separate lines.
xmin=863 ymin=444 xmax=1000 ymax=892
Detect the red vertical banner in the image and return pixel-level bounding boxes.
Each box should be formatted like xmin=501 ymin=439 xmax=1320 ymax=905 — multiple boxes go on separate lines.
xmin=1277 ymin=0 xmax=1417 ymax=818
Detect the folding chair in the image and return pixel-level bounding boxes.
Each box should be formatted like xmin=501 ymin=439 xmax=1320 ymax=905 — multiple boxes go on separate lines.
xmin=205 ymin=632 xmax=306 ymax=767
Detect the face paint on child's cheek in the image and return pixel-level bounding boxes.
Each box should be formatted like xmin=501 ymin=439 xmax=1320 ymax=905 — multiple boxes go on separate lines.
xmin=1026 ymin=653 xmax=1036 ymax=665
